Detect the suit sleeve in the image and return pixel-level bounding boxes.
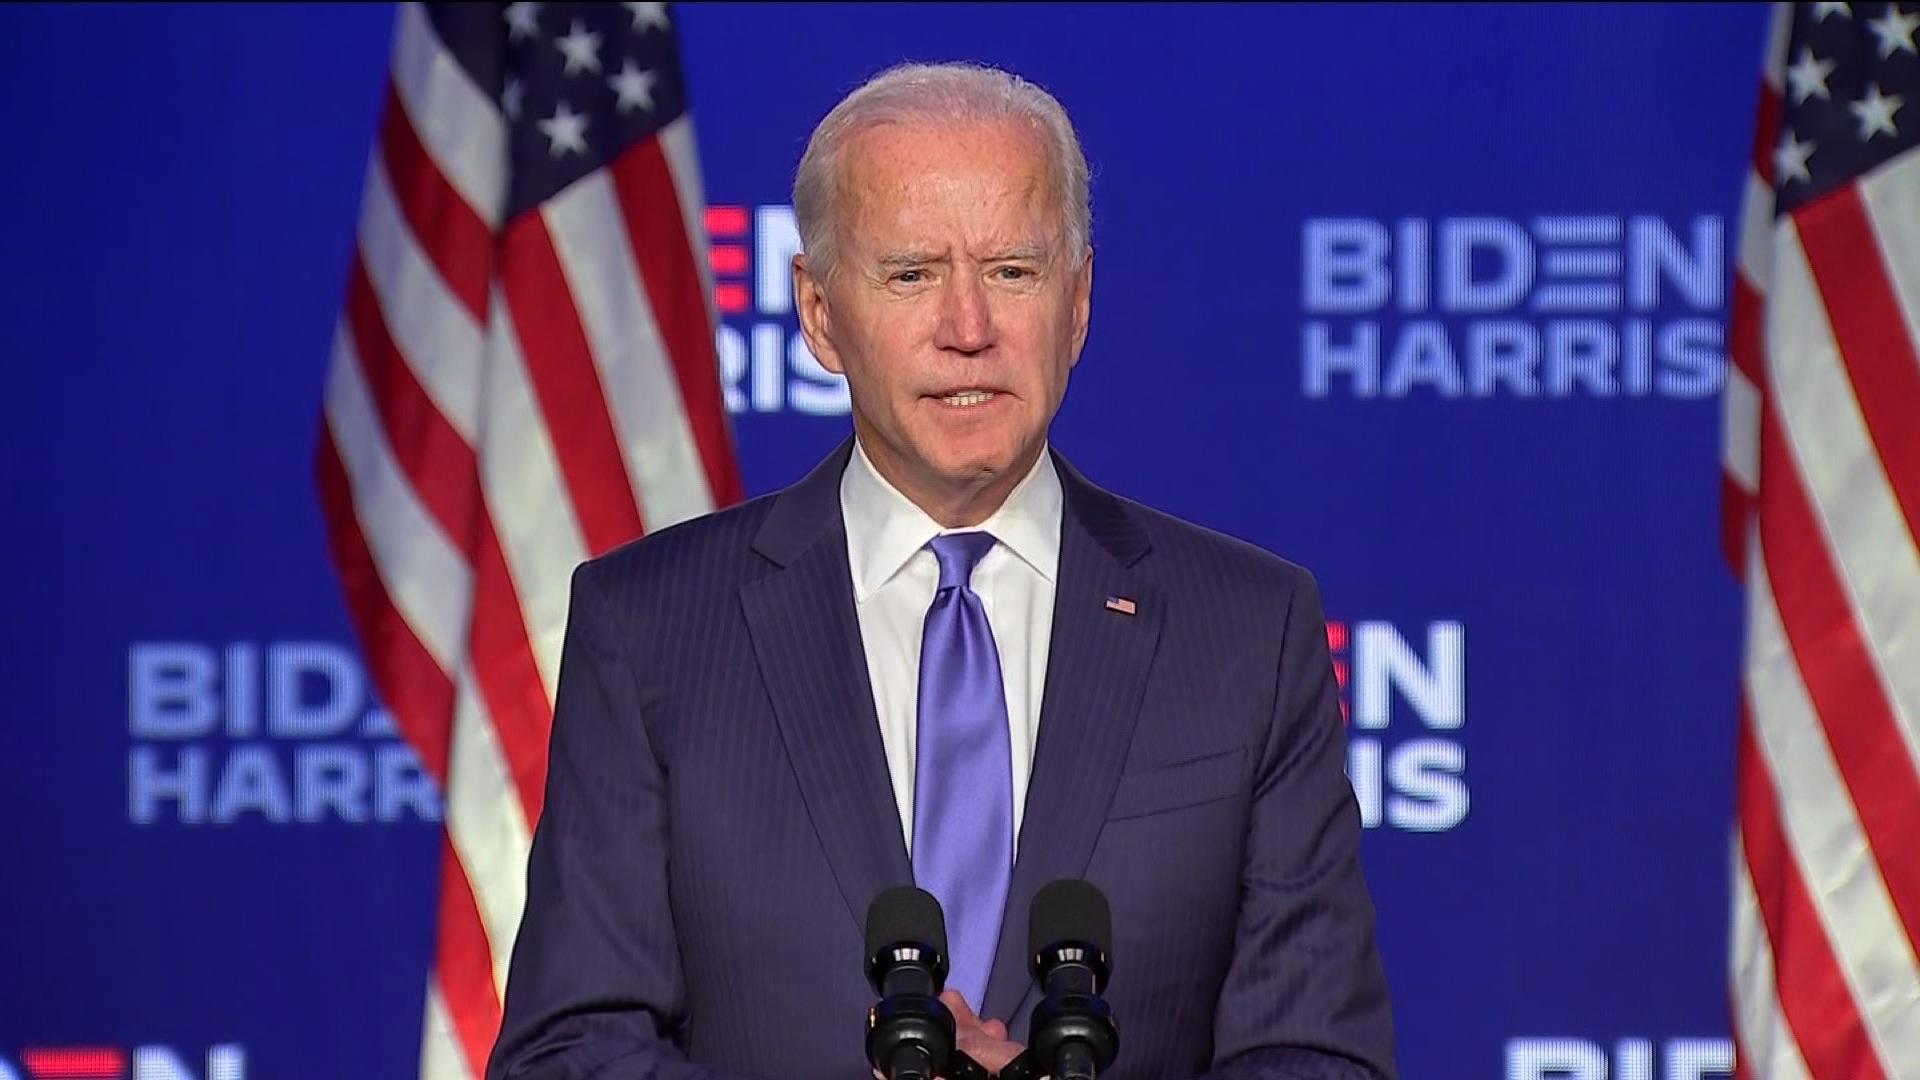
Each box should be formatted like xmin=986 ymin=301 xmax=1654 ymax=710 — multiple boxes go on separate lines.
xmin=1200 ymin=570 xmax=1399 ymax=1080
xmin=486 ymin=562 xmax=777 ymax=1080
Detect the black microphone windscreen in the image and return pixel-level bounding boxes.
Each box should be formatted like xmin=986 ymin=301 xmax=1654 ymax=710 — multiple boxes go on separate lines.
xmin=866 ymin=885 xmax=949 ymax=959
xmin=1029 ymin=879 xmax=1112 ymax=957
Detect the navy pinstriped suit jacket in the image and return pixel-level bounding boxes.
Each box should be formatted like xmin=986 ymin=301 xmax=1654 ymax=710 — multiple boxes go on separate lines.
xmin=487 ymin=439 xmax=1398 ymax=1080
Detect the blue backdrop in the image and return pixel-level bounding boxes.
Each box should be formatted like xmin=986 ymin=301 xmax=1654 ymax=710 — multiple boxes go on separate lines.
xmin=0 ymin=3 xmax=1771 ymax=1078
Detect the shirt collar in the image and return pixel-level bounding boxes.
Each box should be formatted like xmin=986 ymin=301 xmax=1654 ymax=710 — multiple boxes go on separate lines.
xmin=840 ymin=437 xmax=1064 ymax=602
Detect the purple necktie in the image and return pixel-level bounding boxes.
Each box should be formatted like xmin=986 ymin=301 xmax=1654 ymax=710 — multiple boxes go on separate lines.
xmin=912 ymin=531 xmax=1014 ymax=1008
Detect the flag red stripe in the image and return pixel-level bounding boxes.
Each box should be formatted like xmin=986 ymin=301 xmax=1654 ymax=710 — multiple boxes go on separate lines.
xmin=609 ymin=139 xmax=745 ymax=507
xmin=467 ymin=523 xmax=553 ymax=825
xmin=1753 ymin=83 xmax=1782 ymax=189
xmin=1725 ymin=216 xmax=1769 ymax=576
xmin=1731 ymin=274 xmax=1767 ymax=391
xmin=1736 ymin=713 xmax=1885 ymax=1080
xmin=434 ymin=839 xmax=506 ymax=1079
xmin=344 ymin=255 xmax=479 ymax=541
xmin=1723 ymin=470 xmax=1755 ymax=578
xmin=1793 ymin=190 xmax=1920 ymax=544
xmin=316 ymin=429 xmax=453 ymax=782
xmin=1758 ymin=401 xmax=1920 ymax=947
xmin=499 ymin=213 xmax=649 ymax=554
xmin=380 ymin=85 xmax=493 ymax=323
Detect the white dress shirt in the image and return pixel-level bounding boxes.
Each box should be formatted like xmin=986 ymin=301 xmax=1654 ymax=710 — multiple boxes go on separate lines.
xmin=840 ymin=438 xmax=1063 ymax=858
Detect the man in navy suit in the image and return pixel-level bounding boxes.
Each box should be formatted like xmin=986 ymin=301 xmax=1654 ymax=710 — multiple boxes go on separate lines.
xmin=487 ymin=60 xmax=1396 ymax=1080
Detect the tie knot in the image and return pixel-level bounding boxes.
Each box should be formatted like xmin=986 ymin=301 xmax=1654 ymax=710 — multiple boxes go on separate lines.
xmin=929 ymin=531 xmax=997 ymax=590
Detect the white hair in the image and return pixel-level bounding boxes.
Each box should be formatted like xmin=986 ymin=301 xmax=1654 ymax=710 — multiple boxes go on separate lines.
xmin=791 ymin=61 xmax=1092 ymax=281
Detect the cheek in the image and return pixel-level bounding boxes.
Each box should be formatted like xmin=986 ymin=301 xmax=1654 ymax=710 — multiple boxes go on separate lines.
xmin=1009 ymin=316 xmax=1078 ymax=383
xmin=837 ymin=341 xmax=910 ymax=413
xmin=850 ymin=324 xmax=926 ymax=385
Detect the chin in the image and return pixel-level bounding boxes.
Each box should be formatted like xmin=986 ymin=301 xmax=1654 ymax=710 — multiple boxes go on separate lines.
xmin=902 ymin=421 xmax=1038 ymax=484
xmin=941 ymin=446 xmax=1030 ymax=486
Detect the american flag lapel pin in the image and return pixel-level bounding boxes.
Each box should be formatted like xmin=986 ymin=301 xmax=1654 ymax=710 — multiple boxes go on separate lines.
xmin=1104 ymin=595 xmax=1137 ymax=616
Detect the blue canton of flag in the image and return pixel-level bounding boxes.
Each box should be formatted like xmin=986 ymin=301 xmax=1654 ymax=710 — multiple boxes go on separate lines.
xmin=1773 ymin=1 xmax=1920 ymax=209
xmin=429 ymin=1 xmax=692 ymax=217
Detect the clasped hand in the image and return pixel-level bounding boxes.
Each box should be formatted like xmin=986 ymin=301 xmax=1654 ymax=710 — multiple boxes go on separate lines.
xmin=870 ymin=989 xmax=1028 ymax=1079
xmin=944 ymin=989 xmax=1026 ymax=1076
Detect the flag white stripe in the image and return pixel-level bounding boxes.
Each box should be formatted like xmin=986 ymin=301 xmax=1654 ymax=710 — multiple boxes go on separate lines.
xmin=323 ymin=328 xmax=472 ymax=676
xmin=479 ymin=290 xmax=591 ymax=703
xmin=1731 ymin=839 xmax=1816 ymax=1080
xmin=359 ymin=154 xmax=484 ymax=446
xmin=1740 ymin=172 xmax=1778 ymax=297
xmin=1859 ymin=148 xmax=1920 ymax=382
xmin=1769 ymin=224 xmax=1920 ymax=764
xmin=391 ymin=2 xmax=505 ymax=230
xmin=659 ymin=117 xmax=718 ymax=329
xmin=1728 ymin=172 xmax=1774 ymax=508
xmin=446 ymin=658 xmax=533 ymax=998
xmin=1746 ymin=550 xmax=1920 ymax=1069
xmin=543 ymin=173 xmax=715 ymax=532
xmin=1763 ymin=3 xmax=1792 ymax=92
xmin=418 ymin=978 xmax=471 ymax=1080
xmin=1725 ymin=367 xmax=1762 ymax=495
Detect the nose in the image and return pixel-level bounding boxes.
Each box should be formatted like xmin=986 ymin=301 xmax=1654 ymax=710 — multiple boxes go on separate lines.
xmin=933 ymin=272 xmax=993 ymax=355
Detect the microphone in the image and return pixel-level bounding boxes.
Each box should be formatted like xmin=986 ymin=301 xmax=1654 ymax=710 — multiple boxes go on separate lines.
xmin=864 ymin=885 xmax=957 ymax=1080
xmin=1024 ymin=879 xmax=1119 ymax=1080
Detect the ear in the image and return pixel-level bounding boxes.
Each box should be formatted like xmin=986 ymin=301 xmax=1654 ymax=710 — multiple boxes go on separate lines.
xmin=1068 ymin=248 xmax=1093 ymax=367
xmin=793 ymin=254 xmax=844 ymax=375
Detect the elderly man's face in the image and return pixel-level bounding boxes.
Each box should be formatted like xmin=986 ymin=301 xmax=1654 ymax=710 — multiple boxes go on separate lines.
xmin=795 ymin=119 xmax=1091 ymax=525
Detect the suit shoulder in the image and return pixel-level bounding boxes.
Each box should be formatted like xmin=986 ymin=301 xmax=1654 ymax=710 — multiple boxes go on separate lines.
xmin=572 ymin=490 xmax=780 ymax=598
xmin=1121 ymin=495 xmax=1322 ymax=599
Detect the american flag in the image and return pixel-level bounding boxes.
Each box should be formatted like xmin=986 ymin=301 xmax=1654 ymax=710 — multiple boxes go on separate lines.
xmin=314 ymin=3 xmax=742 ymax=1077
xmin=1725 ymin=3 xmax=1920 ymax=1078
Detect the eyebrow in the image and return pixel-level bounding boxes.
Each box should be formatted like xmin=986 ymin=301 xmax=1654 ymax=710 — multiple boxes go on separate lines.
xmin=873 ymin=246 xmax=1048 ymax=268
xmin=984 ymin=246 xmax=1048 ymax=263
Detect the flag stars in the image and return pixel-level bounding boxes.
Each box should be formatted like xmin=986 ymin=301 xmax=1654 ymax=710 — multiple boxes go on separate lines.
xmin=1770 ymin=5 xmax=1920 ymax=212
xmin=1869 ymin=5 xmax=1920 ymax=57
xmin=555 ymin=19 xmax=603 ymax=76
xmin=1850 ymin=82 xmax=1904 ymax=139
xmin=538 ymin=101 xmax=590 ymax=157
xmin=1775 ymin=130 xmax=1816 ymax=184
xmin=625 ymin=2 xmax=672 ymax=32
xmin=504 ymin=2 xmax=542 ymax=42
xmin=609 ymin=59 xmax=660 ymax=113
xmin=1786 ymin=48 xmax=1836 ymax=104
xmin=502 ymin=78 xmax=525 ymax=120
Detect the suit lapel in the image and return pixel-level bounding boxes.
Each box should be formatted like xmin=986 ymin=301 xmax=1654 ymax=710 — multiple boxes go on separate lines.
xmin=982 ymin=454 xmax=1161 ymax=1020
xmin=740 ymin=441 xmax=913 ymax=937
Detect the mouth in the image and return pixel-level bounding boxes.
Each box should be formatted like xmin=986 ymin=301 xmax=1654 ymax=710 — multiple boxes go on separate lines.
xmin=929 ymin=388 xmax=1002 ymax=407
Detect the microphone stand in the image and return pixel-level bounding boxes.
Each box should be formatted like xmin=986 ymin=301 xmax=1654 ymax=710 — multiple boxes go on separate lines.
xmin=995 ymin=1049 xmax=1042 ymax=1080
xmin=943 ymin=1049 xmax=993 ymax=1080
xmin=866 ymin=990 xmax=955 ymax=1080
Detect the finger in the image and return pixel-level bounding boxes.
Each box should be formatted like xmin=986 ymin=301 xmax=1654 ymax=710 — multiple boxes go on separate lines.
xmin=981 ymin=1019 xmax=1008 ymax=1040
xmin=940 ymin=989 xmax=979 ymax=1022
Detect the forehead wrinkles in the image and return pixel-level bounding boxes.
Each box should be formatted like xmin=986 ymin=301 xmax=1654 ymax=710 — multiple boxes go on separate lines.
xmin=838 ymin=122 xmax=1062 ymax=254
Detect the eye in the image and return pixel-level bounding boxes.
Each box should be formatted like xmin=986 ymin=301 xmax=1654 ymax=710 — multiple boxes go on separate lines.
xmin=892 ymin=269 xmax=928 ymax=285
xmin=994 ymin=265 xmax=1035 ymax=281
